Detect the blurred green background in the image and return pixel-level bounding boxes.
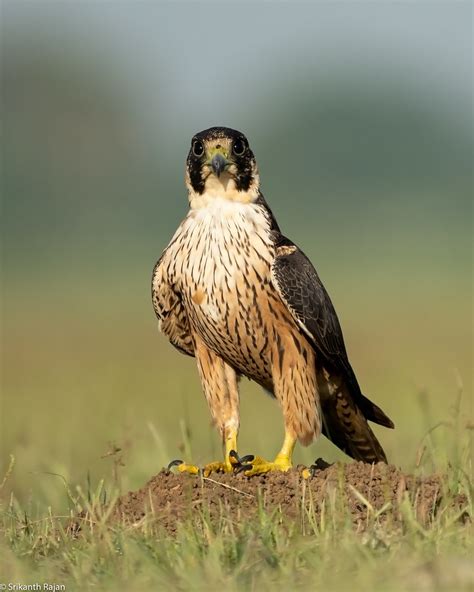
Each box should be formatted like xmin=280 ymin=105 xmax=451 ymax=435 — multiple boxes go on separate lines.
xmin=1 ymin=2 xmax=472 ymax=508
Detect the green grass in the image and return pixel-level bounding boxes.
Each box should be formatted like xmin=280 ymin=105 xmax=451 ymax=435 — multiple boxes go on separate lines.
xmin=1 ymin=434 xmax=472 ymax=592
xmin=1 ymin=267 xmax=472 ymax=591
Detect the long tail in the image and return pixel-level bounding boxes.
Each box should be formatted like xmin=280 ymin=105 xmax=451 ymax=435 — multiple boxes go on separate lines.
xmin=320 ymin=386 xmax=392 ymax=463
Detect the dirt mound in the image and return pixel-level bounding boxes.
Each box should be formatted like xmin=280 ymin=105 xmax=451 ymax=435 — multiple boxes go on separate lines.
xmin=105 ymin=460 xmax=467 ymax=536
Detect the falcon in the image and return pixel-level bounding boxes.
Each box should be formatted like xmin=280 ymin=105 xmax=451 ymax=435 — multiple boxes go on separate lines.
xmin=152 ymin=126 xmax=394 ymax=476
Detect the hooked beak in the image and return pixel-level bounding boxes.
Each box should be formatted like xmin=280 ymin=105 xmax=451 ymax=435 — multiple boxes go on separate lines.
xmin=210 ymin=153 xmax=228 ymax=178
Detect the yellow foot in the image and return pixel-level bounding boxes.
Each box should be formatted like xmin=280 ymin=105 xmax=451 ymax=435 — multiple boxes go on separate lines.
xmin=167 ymin=452 xmax=243 ymax=477
xmin=232 ymin=452 xmax=292 ymax=477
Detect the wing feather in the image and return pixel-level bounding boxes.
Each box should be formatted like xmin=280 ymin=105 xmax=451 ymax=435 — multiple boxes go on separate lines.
xmin=151 ymin=252 xmax=195 ymax=357
xmin=271 ymin=236 xmax=394 ymax=429
xmin=271 ymin=241 xmax=350 ymax=372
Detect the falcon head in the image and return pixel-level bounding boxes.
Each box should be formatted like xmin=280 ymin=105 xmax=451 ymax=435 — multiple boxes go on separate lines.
xmin=185 ymin=127 xmax=260 ymax=206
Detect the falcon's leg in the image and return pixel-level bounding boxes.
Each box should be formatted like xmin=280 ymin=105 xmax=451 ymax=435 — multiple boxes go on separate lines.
xmin=240 ymin=323 xmax=320 ymax=476
xmin=169 ymin=425 xmax=239 ymax=476
xmin=236 ymin=430 xmax=296 ymax=476
xmin=168 ymin=335 xmax=241 ymax=476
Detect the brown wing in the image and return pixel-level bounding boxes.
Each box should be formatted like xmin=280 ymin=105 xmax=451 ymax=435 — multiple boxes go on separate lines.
xmin=270 ymin=234 xmax=394 ymax=463
xmin=270 ymin=236 xmax=393 ymax=427
xmin=151 ymin=253 xmax=194 ymax=357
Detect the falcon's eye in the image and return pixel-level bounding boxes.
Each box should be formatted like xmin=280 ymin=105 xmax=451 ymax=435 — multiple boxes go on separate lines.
xmin=192 ymin=140 xmax=204 ymax=157
xmin=232 ymin=139 xmax=246 ymax=156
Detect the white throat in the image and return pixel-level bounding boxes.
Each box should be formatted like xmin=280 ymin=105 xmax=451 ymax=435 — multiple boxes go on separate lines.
xmin=189 ymin=173 xmax=259 ymax=209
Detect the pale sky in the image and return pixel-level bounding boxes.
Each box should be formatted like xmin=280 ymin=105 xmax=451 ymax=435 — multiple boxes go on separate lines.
xmin=4 ymin=1 xmax=472 ymax=139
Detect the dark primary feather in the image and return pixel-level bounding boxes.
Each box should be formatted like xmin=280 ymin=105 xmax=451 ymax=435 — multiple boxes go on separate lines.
xmin=270 ymin=233 xmax=394 ymax=433
xmin=271 ymin=235 xmax=351 ymax=369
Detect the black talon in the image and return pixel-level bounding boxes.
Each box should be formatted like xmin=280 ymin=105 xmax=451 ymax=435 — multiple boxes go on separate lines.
xmin=312 ymin=458 xmax=332 ymax=471
xmin=229 ymin=450 xmax=255 ymax=465
xmin=167 ymin=459 xmax=183 ymax=470
xmin=234 ymin=463 xmax=253 ymax=474
xmin=306 ymin=457 xmax=331 ymax=478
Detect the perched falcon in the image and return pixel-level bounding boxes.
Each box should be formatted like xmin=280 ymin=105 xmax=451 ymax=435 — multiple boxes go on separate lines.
xmin=152 ymin=126 xmax=394 ymax=476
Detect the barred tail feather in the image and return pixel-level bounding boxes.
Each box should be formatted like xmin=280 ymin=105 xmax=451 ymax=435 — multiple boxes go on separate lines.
xmin=321 ymin=389 xmax=389 ymax=463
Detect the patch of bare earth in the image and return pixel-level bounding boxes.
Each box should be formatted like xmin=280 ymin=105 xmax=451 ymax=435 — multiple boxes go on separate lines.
xmin=79 ymin=461 xmax=469 ymax=536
